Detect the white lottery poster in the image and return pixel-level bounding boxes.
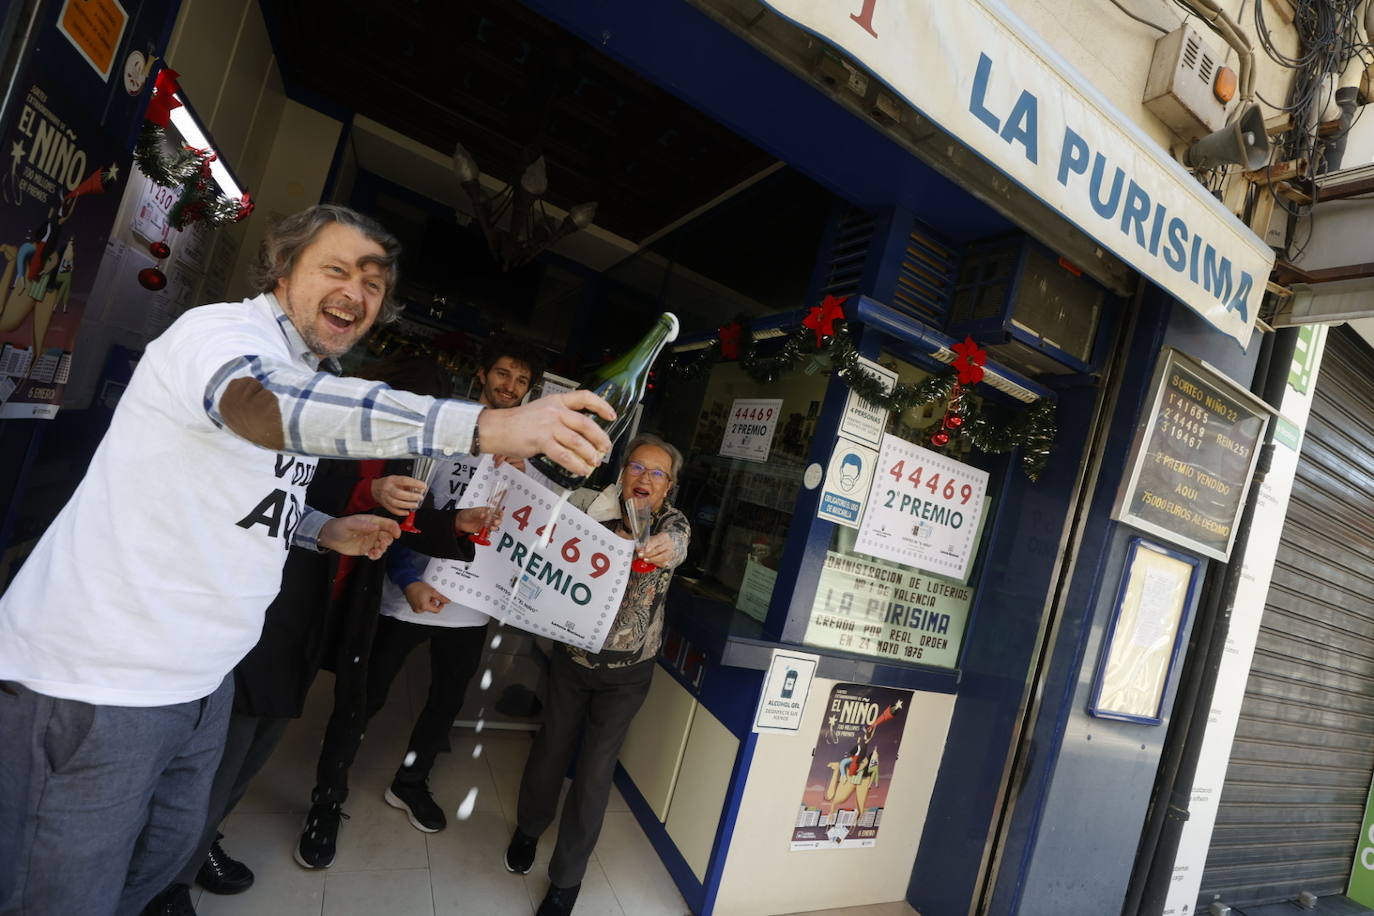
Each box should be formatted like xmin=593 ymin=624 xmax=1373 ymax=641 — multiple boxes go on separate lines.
xmin=423 ymin=461 xmax=633 ymax=652
xmin=854 ymin=435 xmax=989 ymax=581
xmin=719 ymin=398 xmax=783 ymax=462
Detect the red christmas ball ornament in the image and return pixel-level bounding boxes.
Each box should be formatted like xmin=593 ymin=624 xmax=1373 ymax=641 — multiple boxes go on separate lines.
xmin=138 ymin=267 xmax=167 ymax=291
xmin=944 ymin=413 xmax=964 ymax=429
xmin=148 ymin=241 xmax=171 ymax=259
xmin=931 ymin=431 xmax=950 ymax=447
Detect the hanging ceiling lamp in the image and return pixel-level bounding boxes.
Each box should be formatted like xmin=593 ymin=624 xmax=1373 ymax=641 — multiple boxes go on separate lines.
xmin=452 ymin=143 xmax=597 ymax=271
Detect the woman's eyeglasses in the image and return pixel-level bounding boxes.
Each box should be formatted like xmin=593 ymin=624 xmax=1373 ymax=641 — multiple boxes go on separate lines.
xmin=625 ymin=460 xmax=670 ymax=483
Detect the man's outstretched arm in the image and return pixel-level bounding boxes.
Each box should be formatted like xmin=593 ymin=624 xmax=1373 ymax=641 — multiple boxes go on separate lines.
xmin=207 ymin=354 xmax=613 ymax=476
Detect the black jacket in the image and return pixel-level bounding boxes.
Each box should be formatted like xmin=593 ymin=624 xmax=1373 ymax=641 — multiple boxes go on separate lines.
xmin=232 ymin=458 xmax=474 ymax=718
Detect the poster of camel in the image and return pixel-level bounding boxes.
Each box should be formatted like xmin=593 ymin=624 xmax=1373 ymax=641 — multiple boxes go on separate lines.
xmin=791 ymin=682 xmax=912 ymax=850
xmin=0 ymin=73 xmax=126 ymax=419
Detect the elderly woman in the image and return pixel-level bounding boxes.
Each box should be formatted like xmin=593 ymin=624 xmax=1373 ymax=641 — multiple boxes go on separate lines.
xmin=504 ymin=433 xmax=691 ymax=916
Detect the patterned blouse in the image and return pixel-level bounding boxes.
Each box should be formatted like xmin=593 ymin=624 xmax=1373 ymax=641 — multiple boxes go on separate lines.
xmin=564 ymin=496 xmax=691 ymax=670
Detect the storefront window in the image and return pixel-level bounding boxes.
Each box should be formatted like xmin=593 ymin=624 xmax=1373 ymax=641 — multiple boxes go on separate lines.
xmin=653 ymin=358 xmax=829 ymax=619
xmin=800 ymin=353 xmax=989 ymax=669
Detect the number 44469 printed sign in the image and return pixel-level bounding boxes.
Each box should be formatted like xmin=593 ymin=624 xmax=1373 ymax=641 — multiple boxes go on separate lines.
xmin=719 ymin=398 xmax=784 ymax=463
xmin=424 ymin=461 xmax=633 ymax=653
xmin=854 ymin=434 xmax=989 ymax=581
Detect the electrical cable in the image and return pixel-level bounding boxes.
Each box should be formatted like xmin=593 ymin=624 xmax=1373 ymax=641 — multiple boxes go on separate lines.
xmin=1234 ymin=0 xmax=1372 ymax=257
xmin=1254 ymin=87 xmax=1291 ymax=110
xmin=1286 ymin=205 xmax=1316 ymax=262
xmin=1107 ymin=0 xmax=1174 ymax=34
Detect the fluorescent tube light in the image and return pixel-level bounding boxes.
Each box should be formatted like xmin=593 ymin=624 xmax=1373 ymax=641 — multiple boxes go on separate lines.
xmin=168 ymin=94 xmax=244 ymax=200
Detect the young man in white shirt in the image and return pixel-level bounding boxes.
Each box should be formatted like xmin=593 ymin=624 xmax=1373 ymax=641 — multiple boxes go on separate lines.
xmin=0 ymin=204 xmax=614 ymax=916
xmin=296 ymin=336 xmax=548 ymax=868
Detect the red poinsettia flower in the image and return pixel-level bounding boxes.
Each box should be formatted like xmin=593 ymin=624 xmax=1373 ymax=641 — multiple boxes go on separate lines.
xmin=802 ymin=294 xmax=847 ymax=348
xmin=951 ymin=335 xmax=986 ymax=386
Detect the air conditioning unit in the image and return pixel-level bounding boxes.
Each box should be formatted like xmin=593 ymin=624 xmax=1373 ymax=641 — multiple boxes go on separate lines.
xmin=946 ymin=235 xmax=1109 ymax=377
xmin=1143 ymin=25 xmax=1233 ymax=140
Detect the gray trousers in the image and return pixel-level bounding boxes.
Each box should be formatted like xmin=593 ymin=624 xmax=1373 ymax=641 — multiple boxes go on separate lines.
xmin=175 ymin=712 xmax=289 ymax=887
xmin=0 ymin=676 xmax=232 ymax=916
xmin=516 ymin=649 xmax=653 ymax=889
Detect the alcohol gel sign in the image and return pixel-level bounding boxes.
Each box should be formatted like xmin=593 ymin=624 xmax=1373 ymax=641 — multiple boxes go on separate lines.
xmin=759 ymin=0 xmax=1273 ymax=347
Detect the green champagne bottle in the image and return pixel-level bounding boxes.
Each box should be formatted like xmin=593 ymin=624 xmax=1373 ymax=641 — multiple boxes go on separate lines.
xmin=532 ymin=312 xmax=680 ymax=490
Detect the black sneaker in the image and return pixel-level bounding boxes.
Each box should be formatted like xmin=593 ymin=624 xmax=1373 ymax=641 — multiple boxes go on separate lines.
xmin=140 ymin=883 xmax=196 ymax=916
xmin=295 ymin=800 xmax=348 ymax=869
xmin=384 ymin=780 xmax=445 ymax=833
xmin=504 ymin=830 xmax=537 ymax=874
xmin=536 ymin=882 xmax=581 ymax=916
xmin=196 ymin=836 xmax=253 ymax=894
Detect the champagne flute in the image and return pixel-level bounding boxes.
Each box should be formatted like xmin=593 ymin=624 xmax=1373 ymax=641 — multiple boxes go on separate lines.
xmin=624 ymin=495 xmax=656 ymax=573
xmin=399 ymin=456 xmax=436 ymax=534
xmin=469 ymin=484 xmax=508 ymax=546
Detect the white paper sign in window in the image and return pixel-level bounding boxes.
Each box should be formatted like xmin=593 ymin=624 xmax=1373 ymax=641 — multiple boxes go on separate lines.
xmin=854 ymin=434 xmax=989 ymax=581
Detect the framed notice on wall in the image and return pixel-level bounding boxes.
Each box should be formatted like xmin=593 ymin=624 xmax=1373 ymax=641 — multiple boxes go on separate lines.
xmin=1113 ymin=349 xmax=1271 ymax=561
xmin=1089 ymin=538 xmax=1201 ymax=725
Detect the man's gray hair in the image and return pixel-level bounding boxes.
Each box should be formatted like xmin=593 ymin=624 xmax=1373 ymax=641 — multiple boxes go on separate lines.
xmin=624 ymin=433 xmax=683 ymax=480
xmin=249 ymin=204 xmax=404 ymax=324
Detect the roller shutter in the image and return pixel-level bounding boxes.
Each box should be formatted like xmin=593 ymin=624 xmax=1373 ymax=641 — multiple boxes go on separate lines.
xmin=1199 ymin=327 xmax=1374 ymax=909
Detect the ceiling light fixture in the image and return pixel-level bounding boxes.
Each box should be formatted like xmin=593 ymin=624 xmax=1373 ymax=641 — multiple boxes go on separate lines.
xmin=451 ymin=143 xmax=596 ymax=271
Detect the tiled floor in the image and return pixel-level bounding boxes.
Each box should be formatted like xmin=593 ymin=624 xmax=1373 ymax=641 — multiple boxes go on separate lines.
xmin=189 ymin=656 xmax=916 ymax=916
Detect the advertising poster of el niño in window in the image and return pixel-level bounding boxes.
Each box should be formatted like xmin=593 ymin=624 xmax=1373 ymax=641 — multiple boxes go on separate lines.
xmin=0 ymin=73 xmax=126 ymax=419
xmin=792 ymin=683 xmax=913 ymax=851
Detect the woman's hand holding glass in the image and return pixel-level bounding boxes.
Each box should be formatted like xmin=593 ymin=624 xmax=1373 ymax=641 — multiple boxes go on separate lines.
xmin=624 ymin=495 xmax=657 ymax=573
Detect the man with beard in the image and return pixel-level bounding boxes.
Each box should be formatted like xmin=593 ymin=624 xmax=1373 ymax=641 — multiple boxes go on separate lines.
xmin=0 ymin=204 xmax=614 ymax=916
xmin=296 ymin=335 xmax=548 ymax=867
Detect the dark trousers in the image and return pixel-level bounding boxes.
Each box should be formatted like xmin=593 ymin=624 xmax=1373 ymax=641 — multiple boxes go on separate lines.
xmin=314 ymin=615 xmax=488 ymax=800
xmin=516 ymin=648 xmax=653 ymax=889
xmin=0 ymin=677 xmax=232 ymax=916
xmin=174 ymin=712 xmax=289 ymax=887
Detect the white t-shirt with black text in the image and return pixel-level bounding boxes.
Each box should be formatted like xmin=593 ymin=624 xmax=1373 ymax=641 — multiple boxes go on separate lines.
xmin=380 ymin=453 xmax=490 ymax=628
xmin=0 ymin=295 xmax=322 ymax=706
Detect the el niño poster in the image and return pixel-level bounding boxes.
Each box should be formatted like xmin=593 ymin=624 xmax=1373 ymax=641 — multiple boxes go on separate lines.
xmin=0 ymin=74 xmax=125 ymax=418
xmin=791 ymin=683 xmax=912 ymax=850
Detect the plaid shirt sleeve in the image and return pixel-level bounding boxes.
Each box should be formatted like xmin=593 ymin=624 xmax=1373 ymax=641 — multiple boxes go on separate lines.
xmin=203 ymin=353 xmax=481 ymax=459
xmin=292 ymin=507 xmax=331 ymax=552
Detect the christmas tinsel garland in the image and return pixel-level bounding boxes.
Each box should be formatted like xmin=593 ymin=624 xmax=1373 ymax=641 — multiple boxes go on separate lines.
xmin=668 ymin=321 xmax=1057 ymax=480
xmin=131 ymin=66 xmax=253 ymax=231
xmin=133 ymin=123 xmax=202 ymax=187
xmin=134 ymin=124 xmax=253 ymax=230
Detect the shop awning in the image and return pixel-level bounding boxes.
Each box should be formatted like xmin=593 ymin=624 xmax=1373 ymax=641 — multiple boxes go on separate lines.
xmin=756 ymin=0 xmax=1274 ymax=348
